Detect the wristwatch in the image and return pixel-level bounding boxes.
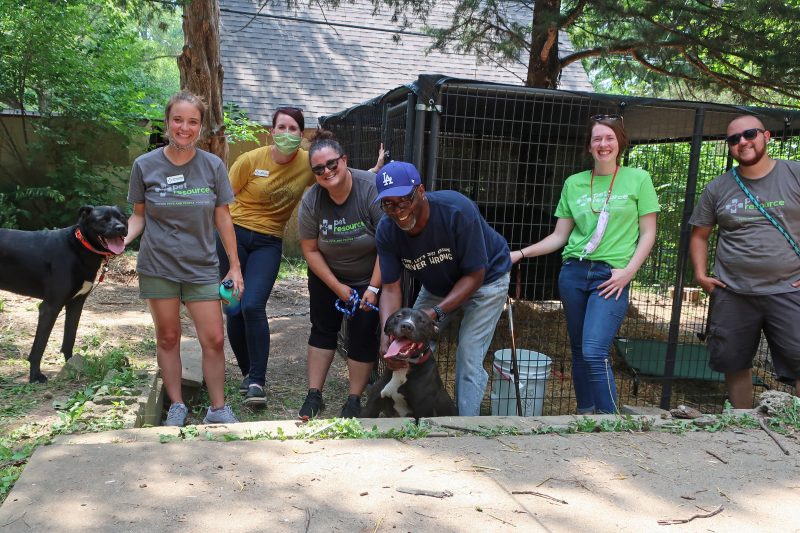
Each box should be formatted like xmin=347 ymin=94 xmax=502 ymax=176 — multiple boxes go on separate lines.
xmin=432 ymin=305 xmax=447 ymax=322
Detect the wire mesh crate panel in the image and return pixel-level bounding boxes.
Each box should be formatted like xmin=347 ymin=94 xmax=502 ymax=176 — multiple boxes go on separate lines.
xmin=319 ymin=105 xmax=383 ymax=170
xmin=322 ymin=78 xmax=800 ymax=413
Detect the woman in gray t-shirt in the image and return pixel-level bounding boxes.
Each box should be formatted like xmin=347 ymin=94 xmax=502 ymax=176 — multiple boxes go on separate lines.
xmin=296 ymin=131 xmax=384 ymax=419
xmin=125 ymin=91 xmax=243 ymax=427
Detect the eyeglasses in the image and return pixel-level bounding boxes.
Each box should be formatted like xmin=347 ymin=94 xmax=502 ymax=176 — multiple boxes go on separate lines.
xmin=725 ymin=128 xmax=766 ymax=146
xmin=380 ymin=186 xmax=419 ymax=213
xmin=590 ymin=114 xmax=623 ymax=123
xmin=311 ymin=155 xmax=344 ymax=176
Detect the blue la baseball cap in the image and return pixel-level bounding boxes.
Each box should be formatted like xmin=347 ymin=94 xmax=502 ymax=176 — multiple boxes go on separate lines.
xmin=374 ymin=161 xmax=421 ymax=202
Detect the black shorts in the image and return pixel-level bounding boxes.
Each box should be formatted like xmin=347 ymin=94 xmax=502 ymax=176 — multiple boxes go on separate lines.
xmin=707 ymin=287 xmax=800 ymax=383
xmin=307 ymin=269 xmax=379 ymax=363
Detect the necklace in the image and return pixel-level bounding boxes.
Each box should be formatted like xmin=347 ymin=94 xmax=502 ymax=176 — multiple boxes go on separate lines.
xmin=589 ymin=165 xmax=619 ymax=214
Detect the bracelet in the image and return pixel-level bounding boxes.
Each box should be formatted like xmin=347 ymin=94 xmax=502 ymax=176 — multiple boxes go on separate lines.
xmin=432 ymin=305 xmax=447 ymax=322
xmin=367 ymin=285 xmax=380 ymax=295
xmin=519 ymin=249 xmax=526 ymax=259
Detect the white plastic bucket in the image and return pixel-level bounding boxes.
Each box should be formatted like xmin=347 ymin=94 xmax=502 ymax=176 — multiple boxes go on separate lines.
xmin=490 ymin=349 xmax=552 ymax=417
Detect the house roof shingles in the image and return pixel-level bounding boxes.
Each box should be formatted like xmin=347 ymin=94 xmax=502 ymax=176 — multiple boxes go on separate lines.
xmin=220 ymin=0 xmax=593 ymax=127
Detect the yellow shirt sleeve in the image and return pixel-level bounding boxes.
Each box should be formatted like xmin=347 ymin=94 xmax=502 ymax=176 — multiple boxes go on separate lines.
xmin=228 ymin=147 xmax=315 ymax=237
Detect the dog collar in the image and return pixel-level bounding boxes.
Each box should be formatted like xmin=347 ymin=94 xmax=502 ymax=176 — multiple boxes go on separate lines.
xmin=74 ymin=228 xmax=114 ymax=257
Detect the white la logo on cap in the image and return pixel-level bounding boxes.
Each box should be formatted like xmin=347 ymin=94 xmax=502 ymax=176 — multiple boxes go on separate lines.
xmin=382 ymin=172 xmax=393 ymax=186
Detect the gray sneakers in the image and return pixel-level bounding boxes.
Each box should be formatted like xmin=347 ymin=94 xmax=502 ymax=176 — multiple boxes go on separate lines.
xmin=202 ymin=405 xmax=239 ymax=424
xmin=165 ymin=402 xmax=188 ymax=427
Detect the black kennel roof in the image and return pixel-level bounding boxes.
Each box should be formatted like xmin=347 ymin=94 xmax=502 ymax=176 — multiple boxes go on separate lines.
xmin=320 ymin=74 xmax=800 ymax=143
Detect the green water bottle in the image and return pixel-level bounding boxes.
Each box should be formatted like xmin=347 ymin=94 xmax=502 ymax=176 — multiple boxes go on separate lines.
xmin=219 ymin=279 xmax=241 ymax=316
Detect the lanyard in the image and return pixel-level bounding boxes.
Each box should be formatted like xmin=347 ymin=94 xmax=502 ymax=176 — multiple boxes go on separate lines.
xmin=731 ymin=167 xmax=800 ymax=259
xmin=590 ymin=165 xmax=619 ymax=214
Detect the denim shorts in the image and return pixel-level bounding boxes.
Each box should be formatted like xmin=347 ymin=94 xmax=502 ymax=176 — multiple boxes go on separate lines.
xmin=139 ymin=274 xmax=219 ymax=302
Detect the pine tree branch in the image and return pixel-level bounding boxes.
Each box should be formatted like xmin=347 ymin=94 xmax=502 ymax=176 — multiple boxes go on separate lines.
xmin=560 ymin=40 xmax=686 ymax=68
xmin=630 ymin=50 xmax=694 ymax=82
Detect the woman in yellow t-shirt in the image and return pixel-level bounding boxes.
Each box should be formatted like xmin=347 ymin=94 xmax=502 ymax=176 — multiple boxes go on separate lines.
xmin=216 ymin=106 xmax=314 ymax=407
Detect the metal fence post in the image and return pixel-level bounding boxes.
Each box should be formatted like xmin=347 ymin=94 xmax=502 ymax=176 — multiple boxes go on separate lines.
xmin=660 ymin=107 xmax=706 ymax=410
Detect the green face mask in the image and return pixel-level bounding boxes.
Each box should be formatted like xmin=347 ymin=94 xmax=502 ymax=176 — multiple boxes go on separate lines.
xmin=273 ymin=132 xmax=302 ymax=155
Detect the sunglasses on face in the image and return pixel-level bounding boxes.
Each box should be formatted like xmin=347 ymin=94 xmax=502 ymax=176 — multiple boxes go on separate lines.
xmin=725 ymin=128 xmax=766 ymax=146
xmin=311 ymin=155 xmax=344 ymax=176
xmin=380 ymin=186 xmax=419 ymax=213
xmin=591 ymin=114 xmax=623 ymax=123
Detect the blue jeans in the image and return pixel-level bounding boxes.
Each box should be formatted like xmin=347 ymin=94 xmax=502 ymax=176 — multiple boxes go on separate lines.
xmin=217 ymin=225 xmax=282 ymax=386
xmin=414 ymin=272 xmax=510 ymax=416
xmin=558 ymin=259 xmax=628 ymax=414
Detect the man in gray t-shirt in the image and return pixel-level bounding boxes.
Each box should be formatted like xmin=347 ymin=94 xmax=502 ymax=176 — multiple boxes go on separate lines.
xmin=689 ymin=115 xmax=800 ymax=406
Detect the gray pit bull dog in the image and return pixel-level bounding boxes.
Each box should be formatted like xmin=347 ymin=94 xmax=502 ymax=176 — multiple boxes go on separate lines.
xmin=363 ymin=308 xmax=457 ymax=419
xmin=0 ymin=206 xmax=128 ymax=382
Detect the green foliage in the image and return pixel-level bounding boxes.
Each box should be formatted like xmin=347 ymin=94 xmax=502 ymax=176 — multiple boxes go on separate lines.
xmin=0 ymin=381 xmax=36 ymax=420
xmin=768 ymin=397 xmax=800 ymax=433
xmin=224 ymin=103 xmax=268 ymax=145
xmin=277 ymin=255 xmax=308 ymax=281
xmin=0 ymin=0 xmax=181 ymax=229
xmin=392 ymin=0 xmax=800 ymax=104
xmin=77 ymin=347 xmax=132 ymax=383
xmin=0 ymin=434 xmax=49 ymax=502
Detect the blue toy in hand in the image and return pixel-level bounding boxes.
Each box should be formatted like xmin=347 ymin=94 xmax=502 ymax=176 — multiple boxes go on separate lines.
xmin=219 ymin=279 xmax=241 ymax=316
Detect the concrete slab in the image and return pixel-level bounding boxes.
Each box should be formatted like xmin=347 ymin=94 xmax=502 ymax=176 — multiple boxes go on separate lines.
xmin=179 ymin=339 xmax=203 ymax=388
xmin=2 ymin=428 xmax=799 ymax=532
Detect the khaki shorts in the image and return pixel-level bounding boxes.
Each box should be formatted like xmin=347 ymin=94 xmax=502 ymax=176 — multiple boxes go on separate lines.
xmin=707 ymin=287 xmax=800 ymax=384
xmin=138 ymin=274 xmax=219 ymax=302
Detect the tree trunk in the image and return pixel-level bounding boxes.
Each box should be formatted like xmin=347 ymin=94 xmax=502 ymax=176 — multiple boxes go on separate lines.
xmin=178 ymin=0 xmax=228 ymax=164
xmin=527 ymin=0 xmax=562 ymax=89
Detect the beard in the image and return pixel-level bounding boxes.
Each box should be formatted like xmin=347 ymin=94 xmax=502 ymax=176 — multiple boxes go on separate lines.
xmin=393 ymin=214 xmax=417 ymax=232
xmin=733 ymin=142 xmax=767 ymax=167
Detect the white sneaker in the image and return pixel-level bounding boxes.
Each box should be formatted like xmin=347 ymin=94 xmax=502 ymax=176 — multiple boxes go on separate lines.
xmin=165 ymin=403 xmax=188 ymax=427
xmin=202 ymin=405 xmax=239 ymax=424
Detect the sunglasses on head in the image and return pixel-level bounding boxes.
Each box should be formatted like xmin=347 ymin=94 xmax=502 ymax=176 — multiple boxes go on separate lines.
xmin=725 ymin=128 xmax=766 ymax=146
xmin=380 ymin=186 xmax=419 ymax=213
xmin=591 ymin=114 xmax=623 ymax=123
xmin=276 ymin=105 xmax=303 ymax=113
xmin=311 ymin=155 xmax=344 ymax=176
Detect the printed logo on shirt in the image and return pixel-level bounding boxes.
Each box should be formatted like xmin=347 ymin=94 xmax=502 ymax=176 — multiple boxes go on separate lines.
xmin=401 ymin=248 xmax=454 ymax=271
xmin=576 ymin=192 xmax=630 ymax=208
xmin=254 ymin=169 xmax=269 ymax=177
xmin=319 ymin=217 xmax=367 ymax=244
xmin=723 ymin=196 xmax=786 ymax=222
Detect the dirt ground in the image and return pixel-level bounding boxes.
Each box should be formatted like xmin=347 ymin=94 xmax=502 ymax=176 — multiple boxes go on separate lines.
xmin=0 ymin=255 xmax=351 ymax=431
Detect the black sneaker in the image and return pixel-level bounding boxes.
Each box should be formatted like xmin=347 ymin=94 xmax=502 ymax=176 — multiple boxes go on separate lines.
xmin=244 ymin=383 xmax=266 ymax=407
xmin=340 ymin=394 xmax=361 ymax=418
xmin=238 ymin=375 xmax=250 ymax=396
xmin=299 ymin=389 xmax=324 ymax=420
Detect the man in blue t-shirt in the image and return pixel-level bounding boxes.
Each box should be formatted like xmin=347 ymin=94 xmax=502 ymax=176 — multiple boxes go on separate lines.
xmin=374 ymin=161 xmax=512 ymax=416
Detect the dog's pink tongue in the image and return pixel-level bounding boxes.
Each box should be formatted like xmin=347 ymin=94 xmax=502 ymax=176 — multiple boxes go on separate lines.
xmin=384 ymin=338 xmax=414 ymax=360
xmin=105 ymin=236 xmax=125 ymax=255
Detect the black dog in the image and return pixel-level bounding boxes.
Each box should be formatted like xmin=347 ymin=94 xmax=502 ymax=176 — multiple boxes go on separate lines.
xmin=363 ymin=308 xmax=457 ymax=419
xmin=0 ymin=206 xmax=128 ymax=382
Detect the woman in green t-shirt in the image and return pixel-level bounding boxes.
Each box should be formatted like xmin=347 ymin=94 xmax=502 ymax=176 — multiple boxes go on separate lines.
xmin=511 ymin=115 xmax=659 ymax=414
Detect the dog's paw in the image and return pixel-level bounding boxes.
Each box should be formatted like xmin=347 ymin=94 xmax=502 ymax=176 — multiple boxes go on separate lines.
xmin=29 ymin=372 xmax=48 ymax=384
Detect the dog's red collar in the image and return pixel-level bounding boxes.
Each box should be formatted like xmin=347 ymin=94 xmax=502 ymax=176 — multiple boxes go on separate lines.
xmin=74 ymin=228 xmax=114 ymax=257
